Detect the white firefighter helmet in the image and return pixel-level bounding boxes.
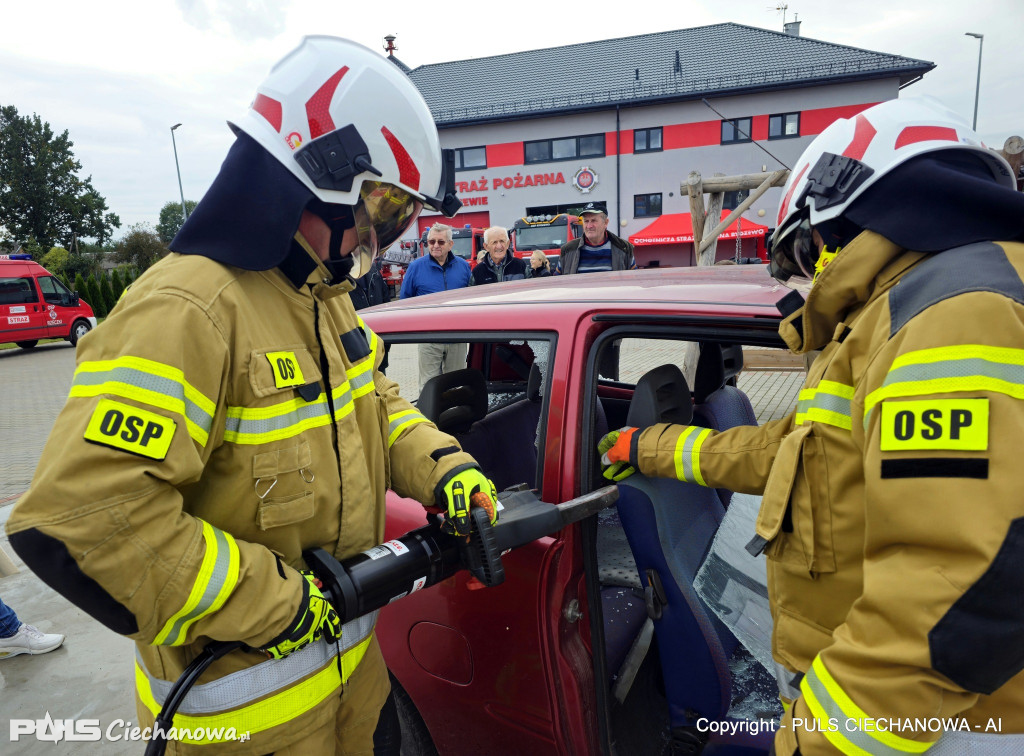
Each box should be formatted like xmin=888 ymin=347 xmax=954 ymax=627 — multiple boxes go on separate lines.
xmin=769 ymin=96 xmax=1015 ymax=287
xmin=231 ymin=36 xmax=460 ymax=276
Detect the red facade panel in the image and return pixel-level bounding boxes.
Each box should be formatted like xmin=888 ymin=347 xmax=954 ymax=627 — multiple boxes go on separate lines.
xmin=487 ymin=142 xmax=524 ymax=167
xmin=801 ymin=102 xmax=880 ymax=136
xmin=663 ymin=120 xmax=721 ymax=150
xmin=751 ymin=115 xmax=769 ymax=142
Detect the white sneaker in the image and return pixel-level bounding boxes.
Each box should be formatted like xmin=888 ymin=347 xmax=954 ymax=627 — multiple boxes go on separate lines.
xmin=0 ymin=623 xmax=66 ymax=659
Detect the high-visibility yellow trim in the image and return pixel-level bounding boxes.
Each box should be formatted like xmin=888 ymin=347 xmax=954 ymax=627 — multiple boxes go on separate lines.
xmin=135 ymin=636 xmax=372 ymax=743
xmin=672 ymin=426 xmax=711 ymax=487
xmin=388 ymin=409 xmax=430 ymax=447
xmin=71 ymin=356 xmax=216 ymax=446
xmin=224 ymin=382 xmax=354 ymax=445
xmin=153 ymin=521 xmax=240 ymax=646
xmin=864 ymin=345 xmax=1024 ymax=427
xmin=801 ymin=656 xmax=932 ymax=755
xmin=795 ymin=380 xmax=854 ymax=431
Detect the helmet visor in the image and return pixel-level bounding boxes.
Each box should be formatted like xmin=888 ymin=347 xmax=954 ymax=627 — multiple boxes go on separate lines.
xmin=768 ymin=209 xmax=818 ymax=290
xmin=351 ymin=182 xmax=422 ymax=277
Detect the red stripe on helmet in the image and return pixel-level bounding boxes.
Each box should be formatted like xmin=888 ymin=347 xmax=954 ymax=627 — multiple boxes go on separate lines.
xmin=381 ymin=126 xmax=420 ymax=190
xmin=252 ymin=94 xmax=282 ymax=132
xmin=842 ymin=114 xmax=877 ymax=161
xmin=777 ymin=163 xmax=810 ymax=226
xmin=895 ymin=125 xmax=960 ymax=150
xmin=305 ymin=66 xmax=350 ymax=140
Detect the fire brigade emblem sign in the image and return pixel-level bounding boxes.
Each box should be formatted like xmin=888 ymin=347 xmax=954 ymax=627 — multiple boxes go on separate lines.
xmin=573 ymin=166 xmax=599 ymax=194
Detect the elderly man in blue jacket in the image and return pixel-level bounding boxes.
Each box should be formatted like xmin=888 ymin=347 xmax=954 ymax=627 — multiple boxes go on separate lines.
xmin=399 ymin=222 xmax=472 ymax=389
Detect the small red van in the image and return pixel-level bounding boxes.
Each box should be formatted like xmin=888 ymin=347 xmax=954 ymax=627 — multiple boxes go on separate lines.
xmin=0 ymin=254 xmax=96 ymax=349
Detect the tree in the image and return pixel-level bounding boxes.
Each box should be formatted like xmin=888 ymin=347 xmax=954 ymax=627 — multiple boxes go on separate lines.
xmin=40 ymin=246 xmax=70 ymax=275
xmin=156 ymin=200 xmax=198 ymax=244
xmin=113 ymin=223 xmax=165 ymax=273
xmin=110 ymin=269 xmax=125 ymax=302
xmin=100 ymin=273 xmax=116 ymax=314
xmin=85 ymin=273 xmax=105 ymax=317
xmin=73 ymin=272 xmax=87 ymax=299
xmin=0 ymin=105 xmax=121 ymax=248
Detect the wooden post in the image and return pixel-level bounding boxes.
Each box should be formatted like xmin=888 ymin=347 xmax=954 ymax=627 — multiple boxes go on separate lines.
xmin=686 ymin=171 xmax=705 ymax=250
xmin=696 ymin=169 xmax=789 ymax=256
xmin=698 ymin=176 xmax=726 ymax=267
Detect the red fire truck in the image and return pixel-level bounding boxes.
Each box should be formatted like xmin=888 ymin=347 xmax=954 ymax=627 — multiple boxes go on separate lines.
xmin=509 ymin=213 xmax=582 ymax=270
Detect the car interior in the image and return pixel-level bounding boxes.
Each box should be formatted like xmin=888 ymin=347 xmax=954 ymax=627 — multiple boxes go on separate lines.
xmin=589 ymin=336 xmax=782 ymax=755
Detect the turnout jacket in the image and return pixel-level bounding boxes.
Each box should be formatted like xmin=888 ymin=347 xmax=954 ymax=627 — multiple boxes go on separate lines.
xmin=6 ymin=239 xmax=477 ymax=754
xmin=634 ymin=232 xmax=1024 ymax=754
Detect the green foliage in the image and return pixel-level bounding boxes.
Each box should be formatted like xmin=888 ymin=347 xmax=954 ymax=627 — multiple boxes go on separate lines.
xmin=40 ymin=246 xmax=70 ymax=275
xmin=110 ymin=268 xmax=125 ymax=302
xmin=0 ymin=105 xmax=121 ymax=249
xmin=100 ymin=273 xmax=116 ymax=314
xmin=73 ymin=272 xmax=86 ymax=299
xmin=113 ymin=223 xmax=165 ymax=273
xmin=157 ymin=199 xmax=198 ymax=244
xmin=64 ymin=251 xmax=98 ymax=280
xmin=85 ymin=273 xmax=105 ymax=317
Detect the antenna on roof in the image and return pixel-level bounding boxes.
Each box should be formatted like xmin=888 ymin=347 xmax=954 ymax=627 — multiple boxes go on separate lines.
xmin=383 ymin=34 xmax=398 ymax=57
xmin=768 ymin=3 xmax=788 ymax=28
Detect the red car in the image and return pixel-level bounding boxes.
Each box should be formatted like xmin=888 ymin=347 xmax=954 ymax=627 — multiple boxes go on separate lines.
xmin=365 ymin=266 xmax=797 ymax=755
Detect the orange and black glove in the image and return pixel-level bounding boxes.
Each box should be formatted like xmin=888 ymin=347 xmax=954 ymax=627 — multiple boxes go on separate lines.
xmin=260 ymin=571 xmax=341 ymax=659
xmin=598 ymin=426 xmax=640 ymax=481
xmin=435 ymin=464 xmax=498 ymax=536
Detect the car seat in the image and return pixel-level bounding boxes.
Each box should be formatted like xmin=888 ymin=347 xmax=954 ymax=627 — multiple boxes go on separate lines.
xmin=615 ymin=363 xmax=774 ymax=754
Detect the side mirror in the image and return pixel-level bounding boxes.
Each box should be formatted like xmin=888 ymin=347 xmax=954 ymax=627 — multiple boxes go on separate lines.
xmin=71 ymin=291 xmax=80 ymax=305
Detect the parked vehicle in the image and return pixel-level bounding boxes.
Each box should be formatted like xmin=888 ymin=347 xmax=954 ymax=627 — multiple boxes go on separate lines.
xmin=509 ymin=213 xmax=582 ymax=270
xmin=364 ymin=266 xmax=794 ymax=755
xmin=0 ymin=255 xmax=96 ymax=349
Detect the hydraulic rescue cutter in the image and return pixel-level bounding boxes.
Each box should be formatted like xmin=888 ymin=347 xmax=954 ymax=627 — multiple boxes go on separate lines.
xmin=145 ymin=485 xmax=620 ymax=755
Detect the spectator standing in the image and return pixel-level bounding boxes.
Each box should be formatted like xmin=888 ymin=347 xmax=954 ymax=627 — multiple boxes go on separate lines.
xmin=557 ymin=202 xmax=637 ymax=274
xmin=400 ymin=223 xmax=472 ymax=388
xmin=529 ymin=249 xmax=552 ymax=277
xmin=0 ymin=596 xmax=64 ymax=659
xmin=471 ymin=226 xmax=529 ymax=285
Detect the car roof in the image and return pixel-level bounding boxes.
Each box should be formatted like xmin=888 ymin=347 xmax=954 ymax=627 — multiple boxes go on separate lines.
xmin=366 ymin=265 xmax=790 ymax=331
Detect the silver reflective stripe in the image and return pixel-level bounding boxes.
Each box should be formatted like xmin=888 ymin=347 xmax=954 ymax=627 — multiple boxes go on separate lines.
xmin=224 ymin=398 xmax=331 ymax=437
xmin=158 ymin=526 xmax=237 ymax=646
xmin=927 ymin=731 xmax=1024 ymax=755
xmin=73 ymin=366 xmax=214 ymax=435
xmin=348 ymin=369 xmax=373 ymax=395
xmin=802 ymin=665 xmax=920 ymax=756
xmin=141 ymin=611 xmax=377 ymax=715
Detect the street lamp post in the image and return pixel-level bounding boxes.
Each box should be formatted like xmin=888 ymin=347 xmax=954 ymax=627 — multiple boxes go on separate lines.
xmin=170 ymin=123 xmax=189 ymax=223
xmin=965 ymin=33 xmax=984 ymax=131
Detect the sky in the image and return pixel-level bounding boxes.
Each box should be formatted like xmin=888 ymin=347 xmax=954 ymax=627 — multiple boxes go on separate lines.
xmin=3 ymin=0 xmax=1022 ymax=239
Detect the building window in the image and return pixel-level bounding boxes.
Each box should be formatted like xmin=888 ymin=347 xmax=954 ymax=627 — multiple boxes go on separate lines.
xmin=768 ymin=112 xmax=800 ymax=140
xmin=634 ymin=127 xmax=663 ymax=153
xmin=524 ymin=134 xmax=606 ymax=164
xmin=634 ymin=193 xmax=662 ymax=218
xmin=721 ymin=117 xmax=752 ymax=144
xmin=454 ymin=146 xmax=487 ymax=171
xmin=723 ymin=189 xmax=750 ymax=211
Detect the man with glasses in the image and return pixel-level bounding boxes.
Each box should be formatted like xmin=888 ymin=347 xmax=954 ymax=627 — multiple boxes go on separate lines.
xmin=400 ymin=222 xmax=472 ymax=389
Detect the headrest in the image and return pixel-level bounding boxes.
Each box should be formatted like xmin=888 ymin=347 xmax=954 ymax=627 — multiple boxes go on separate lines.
xmin=418 ymin=369 xmax=488 ymax=434
xmin=627 ymin=364 xmax=694 ymax=429
xmin=693 ymin=343 xmax=743 ymax=403
xmin=527 ymin=363 xmax=542 ymax=403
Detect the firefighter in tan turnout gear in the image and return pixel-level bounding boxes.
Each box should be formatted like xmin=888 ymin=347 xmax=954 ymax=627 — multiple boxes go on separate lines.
xmin=6 ymin=37 xmax=498 ymax=755
xmin=600 ymin=98 xmax=1024 ymax=755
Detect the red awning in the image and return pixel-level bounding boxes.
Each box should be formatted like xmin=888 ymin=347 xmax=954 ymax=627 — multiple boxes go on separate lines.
xmin=629 ymin=210 xmax=769 ymax=246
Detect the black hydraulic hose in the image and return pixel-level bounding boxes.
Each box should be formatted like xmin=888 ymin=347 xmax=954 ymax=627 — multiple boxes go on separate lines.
xmin=143 ymin=640 xmax=244 ymax=756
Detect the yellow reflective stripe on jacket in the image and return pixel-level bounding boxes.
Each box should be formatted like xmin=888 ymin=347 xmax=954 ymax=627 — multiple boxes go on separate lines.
xmin=224 ymin=382 xmax=354 ymax=445
xmin=796 ymin=380 xmax=854 ymax=430
xmin=864 ymin=345 xmax=1024 ymax=428
xmin=388 ymin=409 xmax=430 ymax=447
xmin=673 ymin=426 xmax=712 ymax=486
xmin=70 ymin=356 xmax=216 ymax=446
xmin=347 ymin=320 xmax=379 ymax=400
xmin=801 ymin=656 xmax=932 ymax=755
xmin=153 ymin=521 xmax=240 ymax=646
xmin=137 ymin=614 xmax=376 ymax=743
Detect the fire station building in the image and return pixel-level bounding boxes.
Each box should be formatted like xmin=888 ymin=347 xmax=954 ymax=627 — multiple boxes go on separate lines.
xmin=396 ymin=22 xmax=933 ymax=267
